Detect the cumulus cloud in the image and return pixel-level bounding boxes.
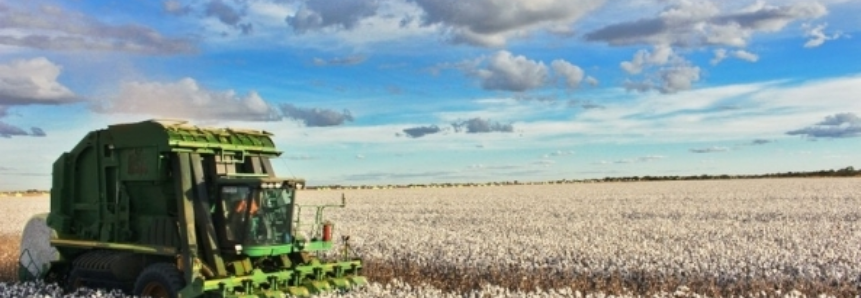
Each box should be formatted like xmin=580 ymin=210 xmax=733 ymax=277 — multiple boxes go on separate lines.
xmin=286 ymin=0 xmax=380 ymax=34
xmin=313 ymin=55 xmax=367 ymax=66
xmin=452 ymin=117 xmax=513 ymax=133
xmin=0 ymin=3 xmax=195 ymax=54
xmin=401 ymin=125 xmax=441 ymax=138
xmin=585 ymin=1 xmax=826 ymax=48
xmin=659 ymin=65 xmax=701 ymax=93
xmin=802 ymin=23 xmax=844 ymax=48
xmin=465 ymin=51 xmax=588 ymax=92
xmin=622 ymin=55 xmax=701 ymax=94
xmin=474 ymin=51 xmax=548 ymax=92
xmin=280 ymin=103 xmax=354 ymax=127
xmin=750 ymin=139 xmax=773 ymax=145
xmin=786 ymin=113 xmax=861 ymax=138
xmin=0 ymin=57 xmax=71 ymax=138
xmin=621 ymin=45 xmax=674 ymax=75
xmin=618 ymin=45 xmax=701 ymax=94
xmin=410 ymin=0 xmax=607 ymax=47
xmin=205 ymin=0 xmax=253 ymax=35
xmin=689 ymin=146 xmax=729 ymax=153
xmin=551 ymin=60 xmax=585 ymax=89
xmin=0 ymin=58 xmax=77 ymax=106
xmin=92 ymin=77 xmax=282 ymax=121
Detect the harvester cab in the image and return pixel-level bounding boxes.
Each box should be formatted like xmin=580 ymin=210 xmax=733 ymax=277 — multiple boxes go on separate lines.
xmin=17 ymin=119 xmax=366 ymax=298
xmin=215 ymin=178 xmax=343 ymax=253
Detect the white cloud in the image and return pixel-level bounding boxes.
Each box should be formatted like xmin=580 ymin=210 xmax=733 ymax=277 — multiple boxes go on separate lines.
xmin=620 ymin=46 xmax=701 ymax=94
xmin=802 ymin=23 xmax=844 ymax=48
xmin=509 ymin=74 xmax=861 ymax=147
xmin=0 ymin=3 xmax=195 ymax=54
xmin=410 ymin=0 xmax=608 ymax=47
xmin=621 ymin=45 xmax=674 ymax=75
xmin=0 ymin=57 xmax=77 ymax=106
xmin=286 ymin=0 xmax=380 ymax=34
xmin=787 ymin=113 xmax=861 ymax=138
xmin=711 ymin=48 xmax=760 ymax=64
xmin=710 ymin=48 xmax=728 ymax=65
xmin=551 ymin=60 xmax=585 ymax=89
xmin=474 ymin=51 xmax=549 ymax=92
xmin=463 ymin=51 xmax=589 ymax=92
xmin=732 ymin=50 xmax=759 ymax=62
xmin=586 ymin=0 xmax=827 ymax=48
xmin=92 ymin=77 xmax=280 ymax=121
xmin=659 ymin=65 xmax=701 ymax=93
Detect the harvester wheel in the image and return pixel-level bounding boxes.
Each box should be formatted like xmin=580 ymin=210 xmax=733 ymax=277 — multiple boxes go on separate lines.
xmin=133 ymin=263 xmax=185 ymax=298
xmin=64 ymin=268 xmax=85 ymax=293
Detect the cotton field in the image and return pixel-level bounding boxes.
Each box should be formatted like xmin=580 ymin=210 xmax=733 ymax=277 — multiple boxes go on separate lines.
xmin=0 ymin=178 xmax=859 ymax=297
xmin=300 ymin=178 xmax=861 ymax=297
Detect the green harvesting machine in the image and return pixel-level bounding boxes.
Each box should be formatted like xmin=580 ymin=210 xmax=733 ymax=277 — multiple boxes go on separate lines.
xmin=17 ymin=119 xmax=366 ymax=298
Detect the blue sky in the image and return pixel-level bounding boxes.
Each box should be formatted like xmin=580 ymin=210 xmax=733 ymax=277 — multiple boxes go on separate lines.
xmin=1 ymin=0 xmax=860 ymax=190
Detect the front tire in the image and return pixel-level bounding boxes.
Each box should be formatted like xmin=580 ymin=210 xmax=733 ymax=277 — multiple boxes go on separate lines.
xmin=133 ymin=263 xmax=185 ymax=298
xmin=64 ymin=268 xmax=84 ymax=293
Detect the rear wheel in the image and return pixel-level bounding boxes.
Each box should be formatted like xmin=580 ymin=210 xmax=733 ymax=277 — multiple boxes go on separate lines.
xmin=64 ymin=268 xmax=85 ymax=293
xmin=133 ymin=263 xmax=185 ymax=298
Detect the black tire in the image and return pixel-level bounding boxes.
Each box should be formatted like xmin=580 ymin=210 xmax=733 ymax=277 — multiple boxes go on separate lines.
xmin=64 ymin=268 xmax=85 ymax=294
xmin=133 ymin=263 xmax=185 ymax=298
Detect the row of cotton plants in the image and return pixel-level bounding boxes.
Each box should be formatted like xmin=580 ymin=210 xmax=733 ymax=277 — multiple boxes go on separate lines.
xmin=0 ymin=178 xmax=857 ymax=297
xmin=0 ymin=197 xmax=49 ymax=235
xmin=302 ymin=178 xmax=861 ymax=297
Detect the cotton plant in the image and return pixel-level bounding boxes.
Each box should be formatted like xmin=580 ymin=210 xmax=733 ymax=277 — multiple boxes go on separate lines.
xmin=0 ymin=178 xmax=859 ymax=297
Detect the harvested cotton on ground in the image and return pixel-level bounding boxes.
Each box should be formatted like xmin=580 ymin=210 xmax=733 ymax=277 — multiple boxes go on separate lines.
xmin=18 ymin=214 xmax=59 ymax=280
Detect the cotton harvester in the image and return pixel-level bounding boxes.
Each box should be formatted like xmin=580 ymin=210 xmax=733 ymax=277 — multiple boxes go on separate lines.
xmin=17 ymin=119 xmax=366 ymax=297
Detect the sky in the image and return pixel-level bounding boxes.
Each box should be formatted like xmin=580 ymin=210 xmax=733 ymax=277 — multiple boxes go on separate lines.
xmin=0 ymin=0 xmax=860 ymax=190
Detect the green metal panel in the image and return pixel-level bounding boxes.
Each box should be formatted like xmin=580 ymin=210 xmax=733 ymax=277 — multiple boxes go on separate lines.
xmin=189 ymin=153 xmax=227 ymax=277
xmin=119 ymin=147 xmax=159 ymax=181
xmin=173 ymin=152 xmax=200 ymax=284
xmin=106 ymin=119 xmax=281 ymax=156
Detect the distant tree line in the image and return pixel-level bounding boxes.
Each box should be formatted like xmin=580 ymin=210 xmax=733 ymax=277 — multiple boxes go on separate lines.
xmin=599 ymin=166 xmax=860 ymax=183
xmin=305 ymin=166 xmax=860 ymax=190
xmin=8 ymin=167 xmax=858 ymax=193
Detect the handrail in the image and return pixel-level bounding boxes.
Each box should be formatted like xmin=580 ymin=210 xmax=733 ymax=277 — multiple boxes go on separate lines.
xmin=293 ymin=194 xmax=346 ymax=241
